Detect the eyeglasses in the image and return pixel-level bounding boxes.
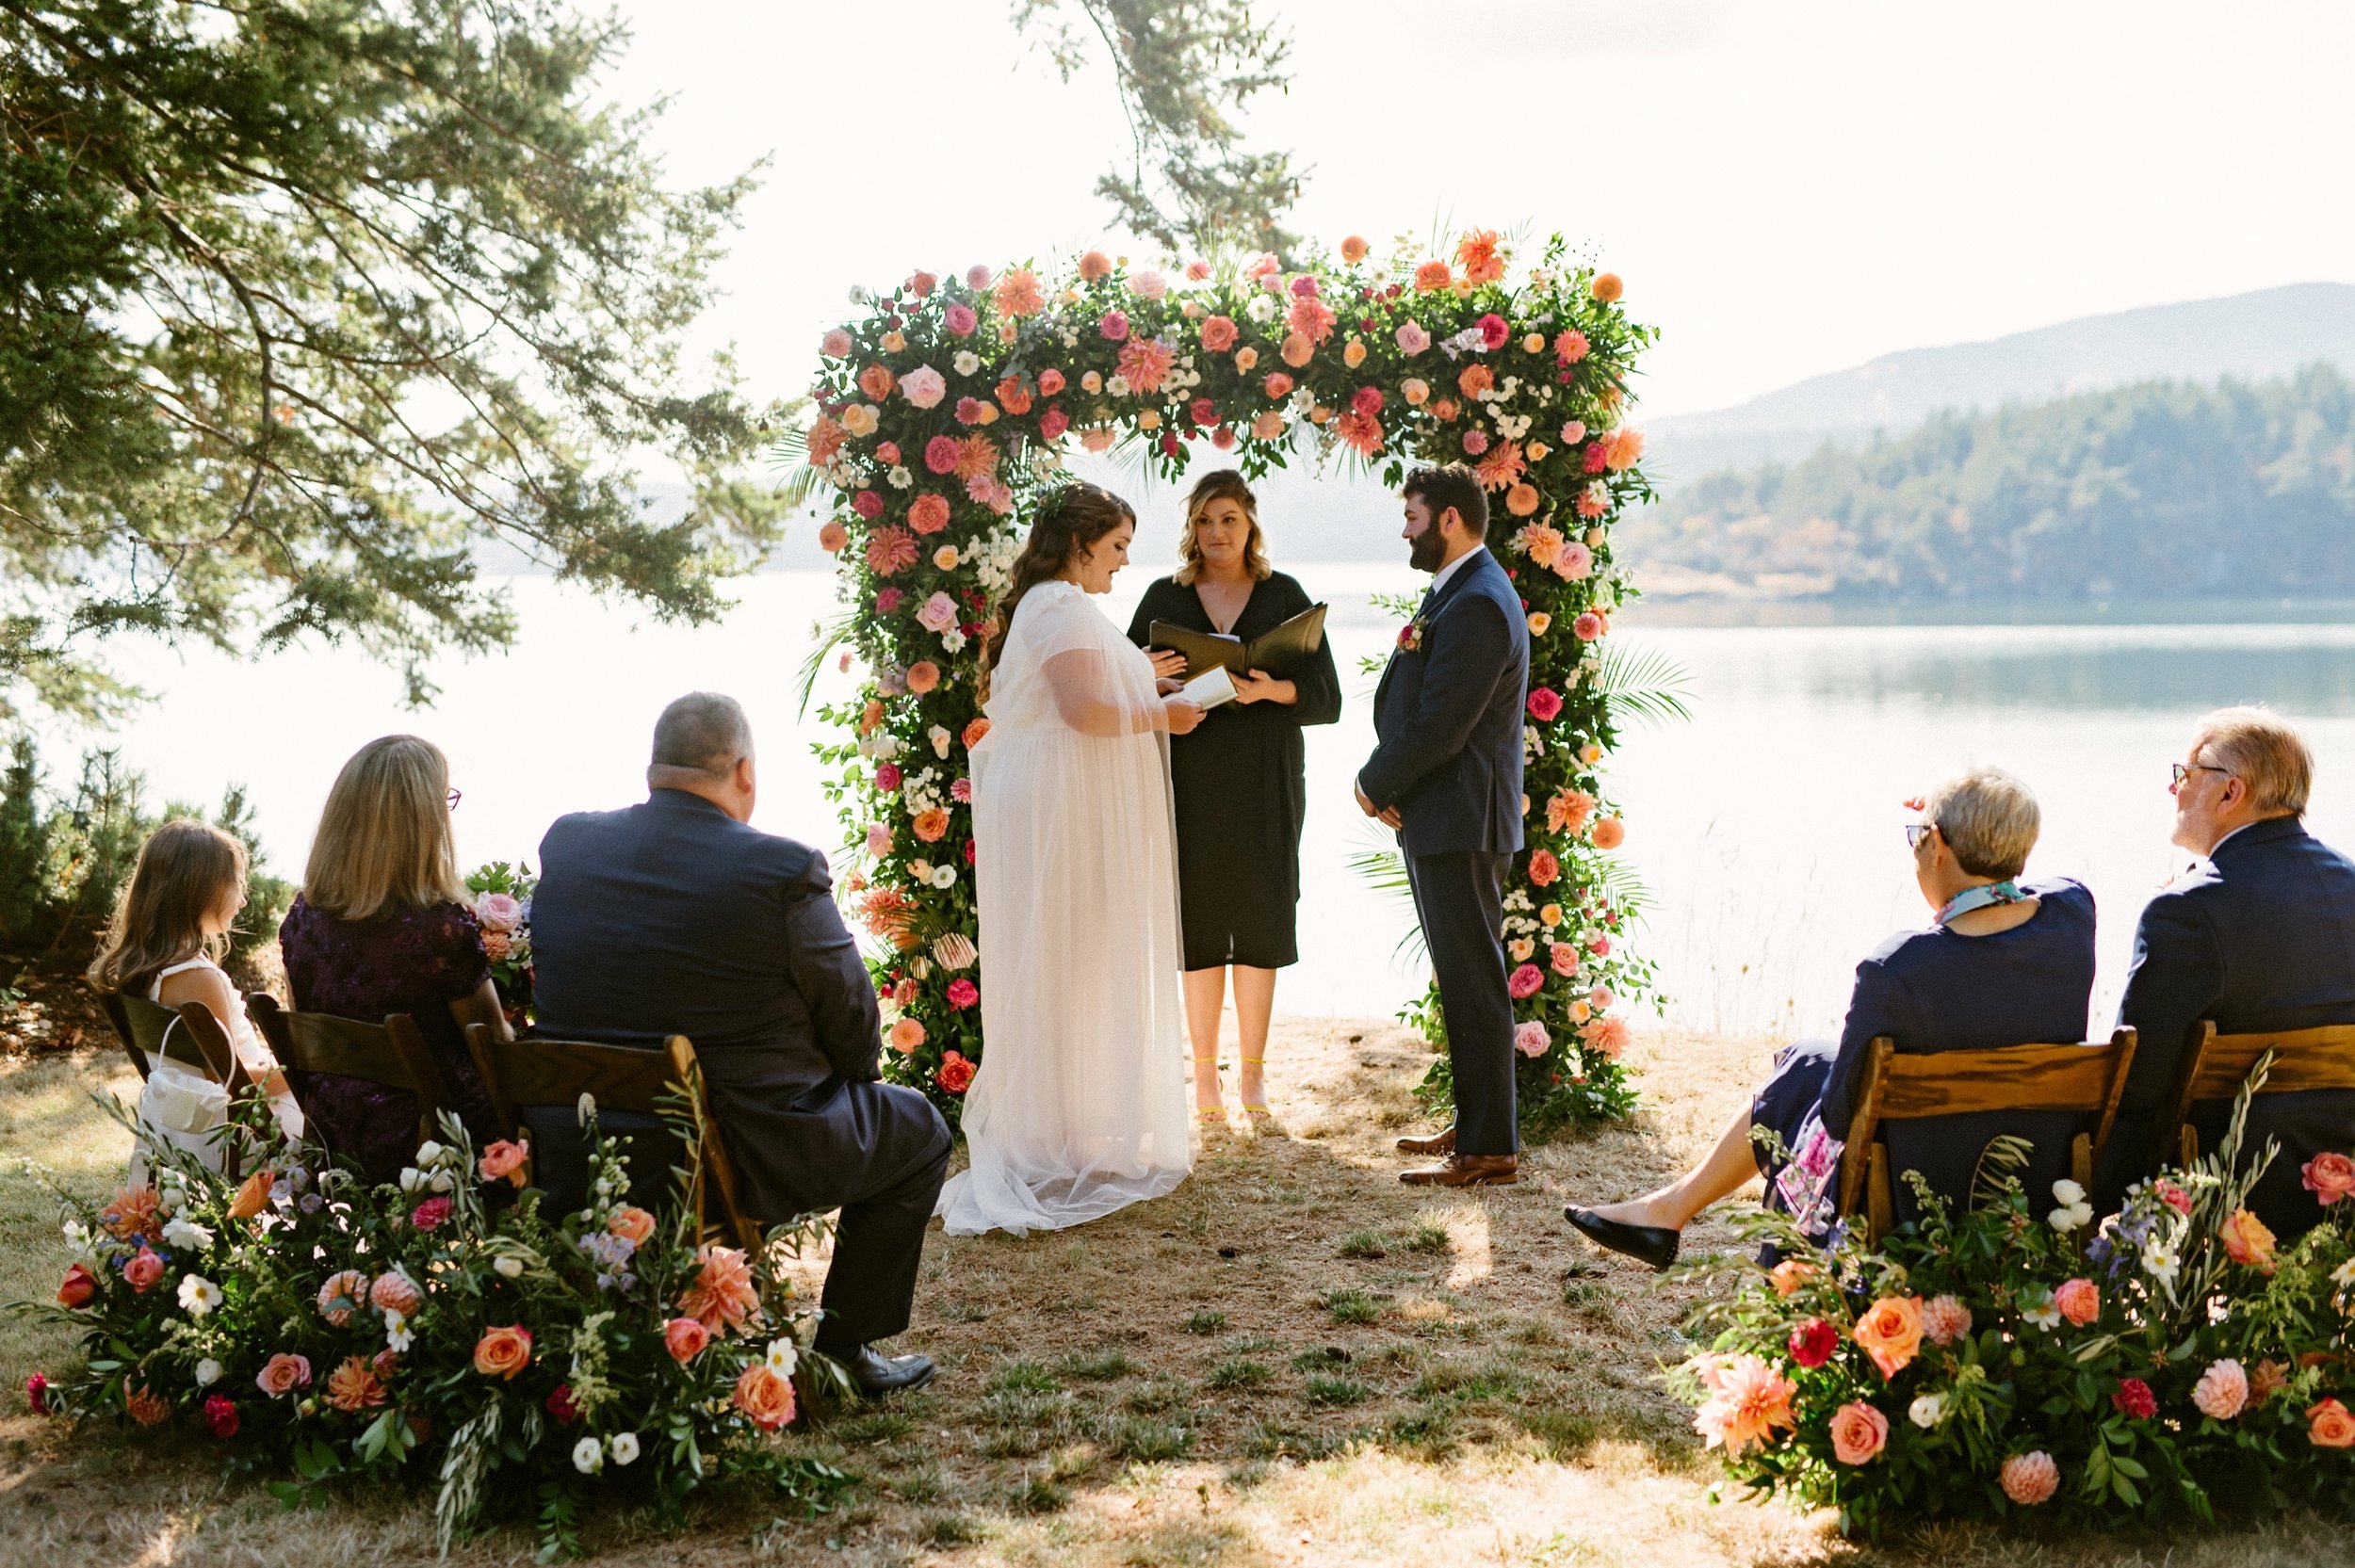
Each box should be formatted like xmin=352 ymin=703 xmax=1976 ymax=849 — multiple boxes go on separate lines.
xmin=447 ymin=787 xmax=463 ymax=811
xmin=2169 ymin=763 xmax=2231 ymax=790
xmin=1904 ymin=823 xmax=1938 ymax=850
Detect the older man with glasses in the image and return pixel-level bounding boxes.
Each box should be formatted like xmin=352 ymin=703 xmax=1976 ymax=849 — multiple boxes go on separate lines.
xmin=2095 ymin=706 xmax=2355 ymax=1236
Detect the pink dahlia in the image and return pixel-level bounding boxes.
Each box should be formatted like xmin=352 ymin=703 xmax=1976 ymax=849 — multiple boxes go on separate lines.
xmin=2000 ymin=1450 xmax=2058 ymax=1505
xmin=2193 ymin=1358 xmax=2249 ymax=1420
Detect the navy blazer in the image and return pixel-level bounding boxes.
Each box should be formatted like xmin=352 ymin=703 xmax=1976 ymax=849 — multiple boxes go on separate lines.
xmin=2100 ymin=816 xmax=2355 ymax=1235
xmin=1360 ymin=546 xmax=1530 ymax=858
xmin=1817 ymin=878 xmax=2099 ymax=1222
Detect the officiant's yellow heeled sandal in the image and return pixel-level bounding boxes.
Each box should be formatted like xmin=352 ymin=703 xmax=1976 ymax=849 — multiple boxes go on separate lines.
xmin=1193 ymin=1055 xmax=1226 ymax=1124
xmin=1240 ymin=1056 xmax=1275 ymax=1121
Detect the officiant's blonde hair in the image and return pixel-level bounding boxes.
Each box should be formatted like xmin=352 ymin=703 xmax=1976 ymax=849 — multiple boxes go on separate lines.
xmin=304 ymin=735 xmax=466 ymax=920
xmin=1175 ymin=469 xmax=1270 ymax=586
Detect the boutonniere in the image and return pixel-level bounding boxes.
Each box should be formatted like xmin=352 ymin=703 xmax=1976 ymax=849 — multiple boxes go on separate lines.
xmin=1396 ymin=614 xmax=1429 ymax=654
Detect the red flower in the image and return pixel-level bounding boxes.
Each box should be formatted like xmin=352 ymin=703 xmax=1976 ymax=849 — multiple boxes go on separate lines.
xmin=1352 ymin=385 xmax=1385 ymax=416
xmin=545 ymin=1384 xmax=579 ymax=1424
xmin=947 ymin=978 xmax=979 ymax=1010
xmin=2112 ymin=1378 xmax=2157 ymax=1420
xmin=1508 ymin=963 xmax=1544 ymax=1000
xmin=57 ymin=1262 xmax=99 ymax=1309
xmin=25 ymin=1374 xmax=53 ymax=1414
xmin=1788 ymin=1317 xmax=1839 ymax=1368
xmin=1476 ymin=313 xmax=1510 ymax=350
xmin=1190 ymin=396 xmax=1217 ymax=427
xmin=1584 ymin=442 xmax=1611 ymax=474
xmin=874 ymin=587 xmax=904 ymax=615
xmin=1038 ymin=406 xmax=1070 ymax=441
xmin=410 ymin=1196 xmax=453 ymax=1230
xmin=203 ymin=1394 xmax=240 ymax=1439
xmin=1527 ymin=848 xmax=1560 ymax=886
xmin=1037 ymin=368 xmax=1066 ymax=396
xmin=954 ymin=396 xmax=986 ymax=426
xmin=1527 ymin=687 xmax=1563 ymax=722
xmin=853 ymin=490 xmax=883 ymax=519
xmin=936 ymin=1051 xmax=977 ymax=1094
xmin=924 ymin=435 xmax=962 ymax=475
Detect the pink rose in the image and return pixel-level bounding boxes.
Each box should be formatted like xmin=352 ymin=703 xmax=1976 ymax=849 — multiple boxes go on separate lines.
xmin=900 ymin=365 xmax=947 ymax=409
xmin=1508 ymin=963 xmax=1544 ymax=1000
xmin=1199 ymin=315 xmax=1239 ymax=352
xmin=875 ymin=762 xmax=903 ymax=792
xmin=943 ymin=302 xmax=977 ymax=336
xmin=918 ymin=591 xmax=959 ymax=634
xmin=874 ymin=587 xmax=904 ymax=615
xmin=1099 ymin=311 xmax=1129 ymax=341
xmin=123 ymin=1248 xmax=166 ymax=1293
xmin=865 ymin=823 xmax=892 ymax=858
xmin=1526 ymin=687 xmax=1563 ymax=722
xmin=905 ymin=270 xmax=936 ymax=299
xmin=1828 ymin=1400 xmax=1889 ymax=1465
xmin=479 ymin=1140 xmax=529 ymax=1187
xmin=947 ymin=978 xmax=979 ymax=1010
xmin=2193 ymin=1358 xmax=2249 ymax=1420
xmin=256 ymin=1353 xmax=313 ymax=1398
xmin=1556 ymin=542 xmax=1594 ymax=580
xmin=2055 ymin=1277 xmax=2100 ymax=1327
xmin=1128 ymin=267 xmax=1167 ymax=299
xmin=1394 ymin=320 xmax=1430 ymax=356
xmin=473 ymin=891 xmax=522 ymax=932
xmin=820 ymin=328 xmax=853 ymax=358
xmin=1476 ymin=313 xmax=1509 ymax=350
xmin=1550 ymin=942 xmax=1581 ymax=978
xmin=923 ymin=435 xmax=961 ymax=475
xmin=664 ymin=1317 xmax=710 ymax=1364
xmin=2001 ymin=1450 xmax=2058 ymax=1505
xmin=2303 ymin=1151 xmax=2355 ymax=1205
xmin=1038 ymin=407 xmax=1071 ymax=440
xmin=1352 ymin=386 xmax=1384 ymax=417
xmin=1512 ymin=1020 xmax=1551 ymax=1058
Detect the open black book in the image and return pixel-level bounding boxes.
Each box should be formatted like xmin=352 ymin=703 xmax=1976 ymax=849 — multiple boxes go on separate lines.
xmin=1147 ymin=603 xmax=1328 ymax=680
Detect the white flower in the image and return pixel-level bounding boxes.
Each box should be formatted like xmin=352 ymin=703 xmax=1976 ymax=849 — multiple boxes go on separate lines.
xmin=1244 ymin=294 xmax=1278 ymax=323
xmin=766 ymin=1337 xmax=800 ymax=1378
xmin=163 ymin=1216 xmax=214 ymax=1251
xmin=494 ymin=1255 xmax=525 ymax=1279
xmin=177 ymin=1274 xmax=222 ymax=1317
xmin=952 ymin=350 xmax=981 ymax=378
xmin=2141 ymin=1237 xmax=2182 ymax=1285
xmin=930 ymin=865 xmax=957 ymax=890
xmin=429 ymin=1169 xmax=456 ymax=1193
xmin=1908 ymin=1393 xmax=1946 ymax=1429
xmin=2052 ymin=1178 xmax=2087 ymax=1206
xmin=941 ymin=628 xmax=967 ymax=654
xmin=609 ymin=1431 xmax=641 ymax=1466
xmin=572 ymin=1435 xmax=604 ymax=1474
xmin=397 ymin=1167 xmax=425 ymax=1192
xmin=157 ymin=1183 xmax=185 ymax=1216
xmin=2332 ymin=1257 xmax=2355 ymax=1288
xmin=1106 ymin=375 xmax=1130 ymax=397
xmin=415 ymin=1140 xmax=447 ymax=1166
xmin=2048 ymin=1200 xmax=2093 ymax=1234
xmin=384 ymin=1307 xmax=415 ymax=1352
xmin=195 ymin=1358 xmax=223 ymax=1387
xmin=2022 ymin=1295 xmax=2062 ymax=1331
xmin=929 ymin=724 xmax=952 ymax=759
xmin=61 ymin=1219 xmax=92 ymax=1256
xmin=887 ymin=464 xmax=914 ymax=490
xmin=1061 ymin=330 xmax=1080 ymax=348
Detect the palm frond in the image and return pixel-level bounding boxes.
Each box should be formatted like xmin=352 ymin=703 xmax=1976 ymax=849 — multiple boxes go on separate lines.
xmin=1968 ymin=1134 xmax=2036 ymax=1211
xmin=1346 ymin=837 xmax=1429 ymax=966
xmin=1595 ymin=853 xmax=1654 ymax=919
xmin=795 ymin=605 xmax=859 ymax=718
xmin=1594 ymin=639 xmax=1694 ymax=728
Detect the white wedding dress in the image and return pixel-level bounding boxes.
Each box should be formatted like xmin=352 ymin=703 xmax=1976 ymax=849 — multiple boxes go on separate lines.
xmin=935 ymin=580 xmax=1193 ymax=1236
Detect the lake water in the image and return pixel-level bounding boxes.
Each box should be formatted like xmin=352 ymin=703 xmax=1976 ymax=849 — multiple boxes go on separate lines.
xmin=68 ymin=572 xmax=2355 ymax=1042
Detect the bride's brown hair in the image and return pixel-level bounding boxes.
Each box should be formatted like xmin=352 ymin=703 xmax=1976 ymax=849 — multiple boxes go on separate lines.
xmin=981 ymin=482 xmax=1136 ymax=691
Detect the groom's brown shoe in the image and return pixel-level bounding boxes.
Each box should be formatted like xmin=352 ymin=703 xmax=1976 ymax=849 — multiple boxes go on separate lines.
xmin=1396 ymin=1125 xmax=1455 ymax=1156
xmin=1400 ymin=1153 xmax=1518 ymax=1187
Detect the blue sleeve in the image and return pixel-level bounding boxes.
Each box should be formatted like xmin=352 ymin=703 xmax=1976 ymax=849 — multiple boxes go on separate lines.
xmin=1357 ymin=592 xmax=1511 ymax=809
xmin=1819 ymin=955 xmax=1911 ymax=1135
xmin=2096 ymin=891 xmax=2223 ymax=1200
xmin=779 ymin=848 xmax=885 ymax=1083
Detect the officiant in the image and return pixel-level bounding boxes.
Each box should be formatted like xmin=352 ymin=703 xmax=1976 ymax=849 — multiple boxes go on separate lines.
xmin=1129 ymin=470 xmax=1341 ymax=1125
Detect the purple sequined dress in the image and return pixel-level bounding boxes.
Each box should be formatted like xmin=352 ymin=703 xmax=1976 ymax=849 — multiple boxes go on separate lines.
xmin=279 ymin=894 xmax=500 ymax=1181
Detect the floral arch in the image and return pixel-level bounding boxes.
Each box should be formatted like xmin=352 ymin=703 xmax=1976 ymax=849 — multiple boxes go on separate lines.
xmin=803 ymin=229 xmax=1659 ymax=1132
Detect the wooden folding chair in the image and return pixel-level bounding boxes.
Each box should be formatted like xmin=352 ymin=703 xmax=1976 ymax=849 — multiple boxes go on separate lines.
xmin=1835 ymin=1027 xmax=2139 ymax=1242
xmin=2163 ymin=1020 xmax=2355 ymax=1166
xmin=246 ymin=993 xmax=450 ymax=1159
xmin=97 ymin=991 xmax=257 ymax=1176
xmin=463 ymin=1025 xmax=763 ymax=1251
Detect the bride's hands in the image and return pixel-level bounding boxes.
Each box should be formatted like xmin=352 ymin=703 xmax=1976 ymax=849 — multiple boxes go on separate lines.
xmin=1161 ymin=695 xmax=1206 ymax=735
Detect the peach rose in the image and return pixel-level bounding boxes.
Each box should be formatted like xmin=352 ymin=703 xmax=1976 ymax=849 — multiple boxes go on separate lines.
xmin=1527 ymin=611 xmax=1551 ymax=636
xmin=889 ymin=1017 xmax=927 ymax=1054
xmin=57 ymin=1261 xmax=100 ymax=1308
xmin=2309 ymin=1398 xmax=2355 ymax=1447
xmin=1280 ymin=331 xmax=1313 ymax=368
xmin=905 ymin=660 xmax=940 ymax=695
xmin=664 ymin=1316 xmax=711 ymax=1364
xmin=1342 ymin=339 xmax=1368 ymax=369
xmin=228 ymin=1167 xmax=273 ymax=1220
xmin=1251 ymin=410 xmax=1286 ymax=441
xmin=1340 ymin=234 xmax=1370 ymax=264
xmin=1768 ymin=1258 xmax=1817 ymax=1298
xmin=123 ymin=1248 xmax=166 ymax=1293
xmin=2304 ymin=1151 xmax=2355 ymax=1205
xmin=479 ymin=1140 xmax=529 ymax=1187
xmin=2000 ymin=1449 xmax=2058 ymax=1505
xmin=1413 ymin=259 xmax=1452 ymax=291
xmin=257 ymin=1352 xmax=313 ymax=1398
xmin=1591 ymin=816 xmax=1626 ymax=849
xmin=2054 ymin=1277 xmax=2100 ymax=1327
xmin=1457 ymin=364 xmax=1494 ymax=400
xmin=2220 ymin=1206 xmax=2278 ymax=1272
xmin=1852 ymin=1295 xmax=1925 ymax=1379
xmin=370 ymin=1270 xmax=422 ymax=1317
xmin=473 ymin=1325 xmax=533 ymax=1381
xmin=734 ymin=1363 xmax=797 ymax=1431
xmin=1828 ymin=1399 xmax=1889 ymax=1465
xmin=963 ymin=718 xmax=992 ymax=749
xmin=911 ymin=806 xmax=950 ymax=843
xmin=608 ymin=1205 xmax=657 ymax=1246
xmin=1199 ymin=315 xmax=1239 ymax=352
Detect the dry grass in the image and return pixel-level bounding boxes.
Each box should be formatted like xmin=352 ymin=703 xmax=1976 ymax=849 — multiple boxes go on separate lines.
xmin=3 ymin=1026 xmax=2352 ymax=1565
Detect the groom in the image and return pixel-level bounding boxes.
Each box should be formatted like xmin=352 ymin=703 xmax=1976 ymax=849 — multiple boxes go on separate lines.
xmin=1356 ymin=465 xmax=1531 ymax=1187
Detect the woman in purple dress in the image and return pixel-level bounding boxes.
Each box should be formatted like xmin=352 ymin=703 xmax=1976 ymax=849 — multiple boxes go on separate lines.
xmin=279 ymin=736 xmax=512 ymax=1180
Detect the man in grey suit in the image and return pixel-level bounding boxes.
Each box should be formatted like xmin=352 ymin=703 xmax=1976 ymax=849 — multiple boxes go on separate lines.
xmin=531 ymin=693 xmax=950 ymax=1395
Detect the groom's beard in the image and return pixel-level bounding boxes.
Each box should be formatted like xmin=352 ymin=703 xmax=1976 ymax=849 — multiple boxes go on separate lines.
xmin=1407 ymin=528 xmax=1447 ymax=574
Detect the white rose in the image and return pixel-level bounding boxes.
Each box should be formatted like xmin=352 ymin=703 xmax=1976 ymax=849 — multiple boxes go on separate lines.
xmin=609 ymin=1431 xmax=641 ymax=1466
xmin=573 ymin=1435 xmax=604 ymax=1474
xmin=397 ymin=1167 xmax=424 ymax=1192
xmin=162 ymin=1216 xmax=213 ymax=1251
xmin=494 ymin=1255 xmax=525 ymax=1279
xmin=2051 ymin=1178 xmax=2087 ymax=1206
xmin=195 ymin=1358 xmax=223 ymax=1387
xmin=415 ymin=1140 xmax=447 ymax=1165
xmin=1908 ymin=1393 xmax=1946 ymax=1429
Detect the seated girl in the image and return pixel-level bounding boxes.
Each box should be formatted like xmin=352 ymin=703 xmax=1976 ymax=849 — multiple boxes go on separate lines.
xmin=89 ymin=820 xmax=303 ymax=1177
xmin=1565 ymin=767 xmax=2095 ymax=1267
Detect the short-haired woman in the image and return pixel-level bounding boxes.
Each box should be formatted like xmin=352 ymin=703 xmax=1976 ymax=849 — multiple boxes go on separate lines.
xmin=89 ymin=820 xmax=302 ymax=1176
xmin=1127 ymin=470 xmax=1341 ymax=1127
xmin=1565 ymin=767 xmax=2095 ymax=1267
xmin=279 ymin=736 xmax=512 ymax=1180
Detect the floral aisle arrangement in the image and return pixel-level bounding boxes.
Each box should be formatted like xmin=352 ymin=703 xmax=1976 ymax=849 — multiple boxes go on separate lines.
xmin=801 ymin=229 xmax=1661 ymax=1128
xmin=1675 ymin=1083 xmax=2355 ymax=1538
xmin=20 ymin=1093 xmax=848 ymax=1559
xmin=464 ymin=860 xmax=536 ymax=1024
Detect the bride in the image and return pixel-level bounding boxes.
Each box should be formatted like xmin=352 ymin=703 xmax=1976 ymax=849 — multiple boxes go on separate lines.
xmin=936 ymin=482 xmax=1203 ymax=1237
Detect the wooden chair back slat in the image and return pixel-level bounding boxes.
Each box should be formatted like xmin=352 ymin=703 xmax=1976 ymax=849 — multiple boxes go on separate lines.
xmin=2165 ymin=1020 xmax=2355 ymax=1164
xmin=248 ymin=993 xmax=448 ymax=1152
xmin=463 ymin=1026 xmax=763 ymax=1252
xmin=99 ymin=991 xmax=252 ymax=1093
xmin=1836 ymin=1028 xmax=2138 ymax=1242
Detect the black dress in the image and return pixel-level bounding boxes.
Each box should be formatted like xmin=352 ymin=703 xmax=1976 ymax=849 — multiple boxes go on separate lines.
xmin=1127 ymin=571 xmax=1342 ymax=971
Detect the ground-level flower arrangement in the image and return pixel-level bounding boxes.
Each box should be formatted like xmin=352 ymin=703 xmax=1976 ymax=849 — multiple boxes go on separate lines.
xmin=1675 ymin=1075 xmax=2355 ymax=1537
xmin=16 ymin=1091 xmax=849 ymax=1559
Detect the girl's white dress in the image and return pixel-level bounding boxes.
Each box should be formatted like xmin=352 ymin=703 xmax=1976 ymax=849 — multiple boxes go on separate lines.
xmin=934 ymin=580 xmax=1193 ymax=1236
xmin=133 ymin=956 xmax=303 ymax=1179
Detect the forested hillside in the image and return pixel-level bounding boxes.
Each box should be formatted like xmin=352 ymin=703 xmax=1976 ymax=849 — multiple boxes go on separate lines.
xmin=1622 ymin=365 xmax=2355 ymax=600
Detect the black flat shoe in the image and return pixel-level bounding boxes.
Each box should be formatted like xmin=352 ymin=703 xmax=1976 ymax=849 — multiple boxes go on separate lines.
xmin=841 ymin=1346 xmax=936 ymax=1396
xmin=1564 ymin=1204 xmax=1681 ymax=1270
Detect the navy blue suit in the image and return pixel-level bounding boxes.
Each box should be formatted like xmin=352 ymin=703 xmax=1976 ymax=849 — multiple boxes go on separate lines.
xmin=531 ymin=790 xmax=950 ymax=1353
xmin=2099 ymin=816 xmax=2355 ymax=1237
xmin=1360 ymin=546 xmax=1530 ymax=1156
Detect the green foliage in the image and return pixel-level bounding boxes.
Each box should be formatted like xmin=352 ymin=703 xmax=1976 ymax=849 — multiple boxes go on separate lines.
xmin=1627 ymin=365 xmax=2355 ymax=601
xmin=1012 ymin=0 xmax=1298 ymax=255
xmin=1 ymin=0 xmax=789 ymax=719
xmin=0 ymin=736 xmax=287 ymax=978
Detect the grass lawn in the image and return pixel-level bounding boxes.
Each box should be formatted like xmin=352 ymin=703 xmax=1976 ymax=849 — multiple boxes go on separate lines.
xmin=3 ymin=1022 xmax=2351 ymax=1565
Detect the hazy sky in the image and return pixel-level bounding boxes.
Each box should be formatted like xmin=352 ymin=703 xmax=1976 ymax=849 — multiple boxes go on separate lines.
xmin=610 ymin=0 xmax=2355 ymax=418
